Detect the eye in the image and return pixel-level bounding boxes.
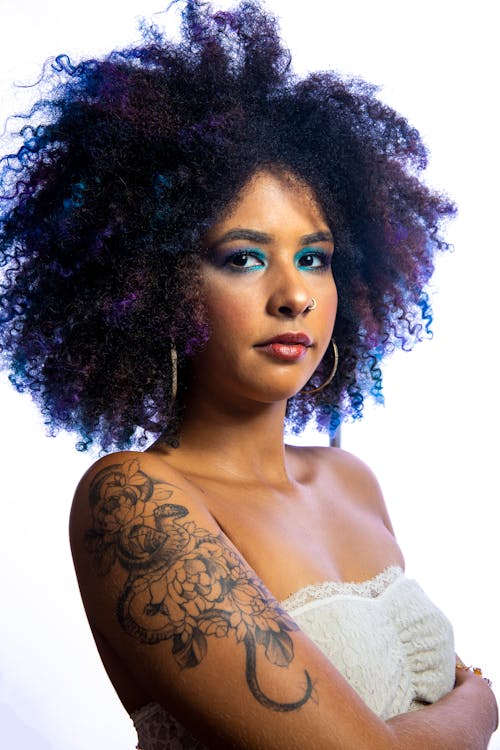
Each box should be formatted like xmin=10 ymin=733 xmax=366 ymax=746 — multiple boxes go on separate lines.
xmin=223 ymin=249 xmax=266 ymax=272
xmin=296 ymin=249 xmax=331 ymax=271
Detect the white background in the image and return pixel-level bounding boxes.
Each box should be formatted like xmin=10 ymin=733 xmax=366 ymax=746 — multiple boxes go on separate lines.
xmin=0 ymin=1 xmax=498 ymax=748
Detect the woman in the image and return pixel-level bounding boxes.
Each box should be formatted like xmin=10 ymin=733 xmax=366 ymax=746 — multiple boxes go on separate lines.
xmin=0 ymin=1 xmax=496 ymax=747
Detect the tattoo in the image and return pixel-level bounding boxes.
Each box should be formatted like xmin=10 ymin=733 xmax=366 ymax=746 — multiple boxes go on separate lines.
xmin=85 ymin=459 xmax=312 ymax=711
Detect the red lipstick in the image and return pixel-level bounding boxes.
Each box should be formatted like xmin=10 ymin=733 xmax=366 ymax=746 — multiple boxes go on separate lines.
xmin=256 ymin=332 xmax=312 ymax=362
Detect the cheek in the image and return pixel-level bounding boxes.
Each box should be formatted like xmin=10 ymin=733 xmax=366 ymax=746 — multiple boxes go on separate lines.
xmin=323 ymin=279 xmax=338 ymax=322
xmin=206 ymin=292 xmax=254 ymax=337
xmin=331 ymin=290 xmax=339 ymax=319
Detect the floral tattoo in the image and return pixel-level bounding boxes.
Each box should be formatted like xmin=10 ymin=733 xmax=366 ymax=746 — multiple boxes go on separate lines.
xmin=85 ymin=459 xmax=313 ymax=711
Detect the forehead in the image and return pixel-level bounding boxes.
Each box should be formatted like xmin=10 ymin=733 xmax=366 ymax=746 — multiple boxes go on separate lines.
xmin=206 ymin=169 xmax=329 ymax=243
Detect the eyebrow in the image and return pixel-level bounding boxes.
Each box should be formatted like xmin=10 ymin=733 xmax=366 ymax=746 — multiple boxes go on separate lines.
xmin=300 ymin=231 xmax=334 ymax=245
xmin=212 ymin=229 xmax=334 ymax=246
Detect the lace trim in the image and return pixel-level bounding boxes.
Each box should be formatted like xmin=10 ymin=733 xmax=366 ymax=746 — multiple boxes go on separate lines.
xmin=131 ymin=701 xmax=162 ymax=725
xmin=280 ymin=565 xmax=403 ymax=611
xmin=131 ymin=700 xmax=206 ymax=750
xmin=131 ymin=566 xmax=404 ymax=732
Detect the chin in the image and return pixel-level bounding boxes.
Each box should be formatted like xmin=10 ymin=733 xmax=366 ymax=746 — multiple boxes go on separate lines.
xmin=254 ymin=384 xmax=304 ymax=404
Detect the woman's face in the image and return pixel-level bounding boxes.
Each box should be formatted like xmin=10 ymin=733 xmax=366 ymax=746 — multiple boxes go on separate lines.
xmin=191 ymin=170 xmax=337 ymax=406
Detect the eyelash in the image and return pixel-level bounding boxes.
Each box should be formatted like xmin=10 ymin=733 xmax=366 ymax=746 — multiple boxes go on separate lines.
xmin=222 ymin=248 xmax=266 ymax=273
xmin=296 ymin=249 xmax=332 ymax=272
xmin=221 ymin=248 xmax=332 ymax=273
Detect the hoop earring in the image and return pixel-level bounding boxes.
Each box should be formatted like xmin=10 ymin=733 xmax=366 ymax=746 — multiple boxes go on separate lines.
xmin=306 ymin=298 xmax=317 ymax=311
xmin=170 ymin=342 xmax=178 ymax=402
xmin=301 ymin=339 xmax=338 ymax=395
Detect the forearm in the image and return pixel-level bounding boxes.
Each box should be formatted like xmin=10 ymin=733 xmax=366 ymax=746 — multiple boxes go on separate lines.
xmin=386 ymin=672 xmax=497 ymax=750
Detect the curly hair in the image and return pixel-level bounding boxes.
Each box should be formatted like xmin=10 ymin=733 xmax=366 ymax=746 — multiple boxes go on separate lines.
xmin=0 ymin=0 xmax=455 ymax=451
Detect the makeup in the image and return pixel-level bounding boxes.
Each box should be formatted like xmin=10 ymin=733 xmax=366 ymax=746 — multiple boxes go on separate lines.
xmin=258 ymin=342 xmax=308 ymax=361
xmin=255 ymin=332 xmax=312 ymax=362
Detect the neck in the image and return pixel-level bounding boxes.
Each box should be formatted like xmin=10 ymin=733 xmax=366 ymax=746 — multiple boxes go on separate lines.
xmin=160 ymin=391 xmax=294 ymax=486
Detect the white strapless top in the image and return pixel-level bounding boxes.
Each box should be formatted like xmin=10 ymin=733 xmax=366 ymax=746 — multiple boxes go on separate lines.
xmin=131 ymin=566 xmax=455 ymax=749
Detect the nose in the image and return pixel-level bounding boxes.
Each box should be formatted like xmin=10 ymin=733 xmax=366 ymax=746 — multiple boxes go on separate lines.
xmin=266 ymin=267 xmax=312 ymax=318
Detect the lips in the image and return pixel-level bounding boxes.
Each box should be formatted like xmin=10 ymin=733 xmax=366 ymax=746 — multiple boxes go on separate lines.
xmin=255 ymin=332 xmax=312 ymax=362
xmin=257 ymin=332 xmax=312 ymax=347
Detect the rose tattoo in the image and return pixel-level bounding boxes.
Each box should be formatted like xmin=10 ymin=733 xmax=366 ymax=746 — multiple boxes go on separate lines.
xmin=85 ymin=459 xmax=312 ymax=711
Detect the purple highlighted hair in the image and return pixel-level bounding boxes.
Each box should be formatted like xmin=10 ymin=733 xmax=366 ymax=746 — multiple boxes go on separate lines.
xmin=0 ymin=0 xmax=455 ymax=450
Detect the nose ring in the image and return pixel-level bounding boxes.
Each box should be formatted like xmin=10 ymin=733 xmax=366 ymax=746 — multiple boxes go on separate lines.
xmin=306 ymin=298 xmax=317 ymax=311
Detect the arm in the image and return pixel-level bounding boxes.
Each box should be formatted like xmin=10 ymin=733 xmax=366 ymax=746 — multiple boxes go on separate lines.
xmin=388 ymin=667 xmax=497 ymax=750
xmin=329 ymin=449 xmax=498 ymax=748
xmin=70 ymin=453 xmax=497 ymax=750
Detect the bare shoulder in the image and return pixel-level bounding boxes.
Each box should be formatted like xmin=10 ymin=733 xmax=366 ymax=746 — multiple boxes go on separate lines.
xmin=289 ymin=444 xmax=397 ymax=536
xmin=323 ymin=445 xmax=384 ymax=488
xmin=69 ymin=449 xmax=216 ymax=567
xmin=68 ymin=448 xmax=398 ymax=748
xmin=332 ymin=447 xmax=397 ymax=534
xmin=69 ymin=449 xmax=226 ymax=630
xmin=289 ymin=442 xmax=383 ymax=491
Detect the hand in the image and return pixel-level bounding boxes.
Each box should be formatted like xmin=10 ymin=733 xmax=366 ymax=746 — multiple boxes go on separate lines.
xmin=455 ymin=662 xmax=498 ymax=733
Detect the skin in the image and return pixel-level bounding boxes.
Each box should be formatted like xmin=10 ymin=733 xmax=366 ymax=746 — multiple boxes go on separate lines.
xmin=70 ymin=170 xmax=497 ymax=749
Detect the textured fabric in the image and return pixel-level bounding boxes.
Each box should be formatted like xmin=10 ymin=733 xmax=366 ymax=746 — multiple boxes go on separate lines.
xmin=131 ymin=566 xmax=455 ymax=749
